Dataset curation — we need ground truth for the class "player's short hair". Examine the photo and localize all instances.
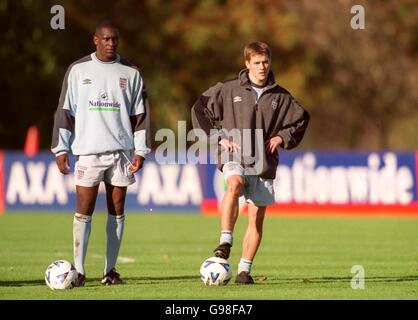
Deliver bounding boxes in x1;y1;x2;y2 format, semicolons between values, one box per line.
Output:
95;20;119;36
244;42;271;61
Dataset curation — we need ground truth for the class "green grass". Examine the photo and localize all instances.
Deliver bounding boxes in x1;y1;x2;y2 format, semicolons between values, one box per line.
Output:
0;212;417;300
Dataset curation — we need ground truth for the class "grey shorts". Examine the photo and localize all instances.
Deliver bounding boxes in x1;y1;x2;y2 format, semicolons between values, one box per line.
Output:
74;150;136;187
222;161;275;207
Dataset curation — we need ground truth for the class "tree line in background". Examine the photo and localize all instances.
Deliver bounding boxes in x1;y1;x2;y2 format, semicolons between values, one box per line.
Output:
0;0;417;150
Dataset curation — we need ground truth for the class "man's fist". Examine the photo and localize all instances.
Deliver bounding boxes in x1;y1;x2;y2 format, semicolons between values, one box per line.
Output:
129;155;145;173
56;153;70;174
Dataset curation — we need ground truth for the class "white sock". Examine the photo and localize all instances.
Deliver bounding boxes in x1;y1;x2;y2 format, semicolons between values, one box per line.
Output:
73;213;92;276
220;230;233;245
104;214;125;275
238;258;253;274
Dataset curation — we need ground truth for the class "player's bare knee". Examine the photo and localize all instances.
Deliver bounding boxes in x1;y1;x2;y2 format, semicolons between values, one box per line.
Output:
226;178;244;196
76;202;96;215
106;193;126;215
76;195;96;214
107;201;125;215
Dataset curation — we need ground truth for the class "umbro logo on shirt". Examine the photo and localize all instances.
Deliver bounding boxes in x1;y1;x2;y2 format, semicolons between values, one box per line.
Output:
233;96;242;103
82;78;92;85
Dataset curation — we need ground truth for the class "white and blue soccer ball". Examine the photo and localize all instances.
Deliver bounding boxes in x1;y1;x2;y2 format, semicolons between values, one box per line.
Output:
200;256;232;286
45;260;78;290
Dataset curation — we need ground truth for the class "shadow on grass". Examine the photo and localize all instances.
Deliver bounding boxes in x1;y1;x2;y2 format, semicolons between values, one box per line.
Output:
266;275;418;285
2;275;418;287
87;275;201;287
0;279;46;287
0;275;198;287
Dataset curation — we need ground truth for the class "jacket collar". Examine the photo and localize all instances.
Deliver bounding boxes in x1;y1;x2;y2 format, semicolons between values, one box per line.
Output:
238;69;276;89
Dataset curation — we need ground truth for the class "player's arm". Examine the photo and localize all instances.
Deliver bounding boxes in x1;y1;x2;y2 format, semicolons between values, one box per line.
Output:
273;94;310;150
51;65;76;174
130;74;151;173
191;82;229;146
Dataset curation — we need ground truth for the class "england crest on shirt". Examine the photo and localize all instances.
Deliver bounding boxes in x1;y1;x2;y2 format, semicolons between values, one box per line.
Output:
119;77;127;90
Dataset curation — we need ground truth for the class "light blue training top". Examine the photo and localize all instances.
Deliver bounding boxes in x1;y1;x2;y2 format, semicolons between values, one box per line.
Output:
51;52;151;158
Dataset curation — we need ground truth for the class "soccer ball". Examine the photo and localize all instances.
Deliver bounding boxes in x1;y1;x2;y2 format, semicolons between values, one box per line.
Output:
200;256;232;286
45;260;78;290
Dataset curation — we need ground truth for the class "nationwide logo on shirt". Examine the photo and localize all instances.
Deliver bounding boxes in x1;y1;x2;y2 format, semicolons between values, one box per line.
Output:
82;78;92;85
88;100;121;112
119;77;127;90
233;96;242;103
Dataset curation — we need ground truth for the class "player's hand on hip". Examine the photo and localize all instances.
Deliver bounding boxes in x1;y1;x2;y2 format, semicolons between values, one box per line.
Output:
56;153;70;174
130;155;144;173
265;135;283;154
219;139;240;153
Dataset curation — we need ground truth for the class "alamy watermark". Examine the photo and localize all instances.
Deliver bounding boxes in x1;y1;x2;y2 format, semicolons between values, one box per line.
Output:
154;121;266;175
351;5;365;30
50;5;364;31
50;5;65;30
350;265;365;289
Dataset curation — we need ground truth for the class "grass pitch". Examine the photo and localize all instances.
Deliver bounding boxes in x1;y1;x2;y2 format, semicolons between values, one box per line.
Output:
0;212;417;300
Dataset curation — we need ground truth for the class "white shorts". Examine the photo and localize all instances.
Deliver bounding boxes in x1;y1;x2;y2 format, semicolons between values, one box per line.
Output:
74;150;136;187
222;161;275;207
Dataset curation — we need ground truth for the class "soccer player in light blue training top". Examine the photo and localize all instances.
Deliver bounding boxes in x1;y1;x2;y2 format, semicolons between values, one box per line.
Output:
51;20;151;286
